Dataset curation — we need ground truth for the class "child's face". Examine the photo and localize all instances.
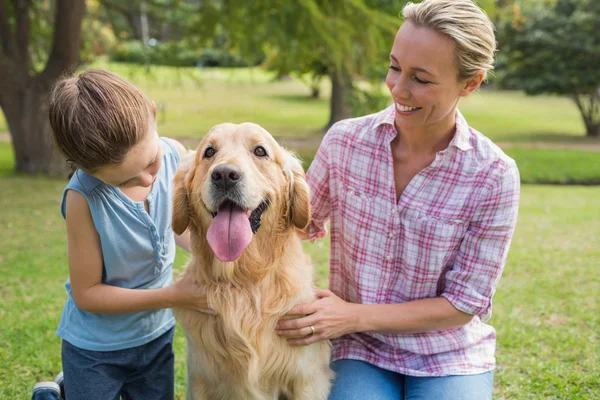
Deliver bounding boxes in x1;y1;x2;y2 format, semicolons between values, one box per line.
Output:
93;129;162;188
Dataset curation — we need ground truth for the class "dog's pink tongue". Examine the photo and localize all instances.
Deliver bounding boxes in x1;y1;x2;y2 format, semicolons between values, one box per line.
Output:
207;203;252;262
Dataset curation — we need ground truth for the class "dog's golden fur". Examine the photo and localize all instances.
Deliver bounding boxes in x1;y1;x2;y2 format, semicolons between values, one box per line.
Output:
172;123;332;400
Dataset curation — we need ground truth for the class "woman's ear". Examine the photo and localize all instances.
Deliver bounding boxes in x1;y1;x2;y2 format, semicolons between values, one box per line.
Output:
459;70;485;97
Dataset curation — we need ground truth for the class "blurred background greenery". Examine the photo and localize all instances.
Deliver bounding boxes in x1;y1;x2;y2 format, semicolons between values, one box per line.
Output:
0;0;598;399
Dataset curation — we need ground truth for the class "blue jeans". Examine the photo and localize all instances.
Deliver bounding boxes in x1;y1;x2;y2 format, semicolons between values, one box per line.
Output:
328;359;494;400
61;327;175;400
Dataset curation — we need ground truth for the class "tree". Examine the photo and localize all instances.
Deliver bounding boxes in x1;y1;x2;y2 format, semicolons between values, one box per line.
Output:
0;0;86;176
497;0;600;137
214;0;400;131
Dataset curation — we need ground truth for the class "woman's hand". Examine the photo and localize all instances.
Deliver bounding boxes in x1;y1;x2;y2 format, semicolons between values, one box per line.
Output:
276;288;359;345
169;269;216;314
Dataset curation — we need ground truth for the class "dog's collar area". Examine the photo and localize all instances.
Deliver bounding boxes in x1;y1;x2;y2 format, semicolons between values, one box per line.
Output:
209;199;269;234
249;200;269;234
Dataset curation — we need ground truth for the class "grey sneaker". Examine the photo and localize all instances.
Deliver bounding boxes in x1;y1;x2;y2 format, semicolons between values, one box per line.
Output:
53;371;64;400
31;381;60;400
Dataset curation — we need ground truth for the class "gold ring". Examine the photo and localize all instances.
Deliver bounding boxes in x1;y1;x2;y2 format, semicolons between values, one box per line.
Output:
309;325;316;336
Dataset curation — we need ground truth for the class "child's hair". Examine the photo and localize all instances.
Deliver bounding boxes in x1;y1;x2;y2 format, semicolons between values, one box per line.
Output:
48;68;156;173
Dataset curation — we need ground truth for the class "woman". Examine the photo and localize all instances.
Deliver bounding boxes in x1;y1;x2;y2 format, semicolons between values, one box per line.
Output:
276;0;520;398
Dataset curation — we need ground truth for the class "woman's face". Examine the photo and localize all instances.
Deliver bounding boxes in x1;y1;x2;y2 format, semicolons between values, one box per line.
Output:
385;21;482;134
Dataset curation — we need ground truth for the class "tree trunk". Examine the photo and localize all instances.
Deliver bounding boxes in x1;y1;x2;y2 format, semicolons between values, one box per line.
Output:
587;123;600;138
3;81;68;176
571;93;599;138
0;0;85;177
311;85;320;99
324;67;352;132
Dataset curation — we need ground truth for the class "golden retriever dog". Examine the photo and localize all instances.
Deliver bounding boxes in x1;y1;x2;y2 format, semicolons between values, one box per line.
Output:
172;123;332;400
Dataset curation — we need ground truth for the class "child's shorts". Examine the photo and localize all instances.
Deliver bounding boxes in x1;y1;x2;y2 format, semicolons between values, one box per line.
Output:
61;326;175;400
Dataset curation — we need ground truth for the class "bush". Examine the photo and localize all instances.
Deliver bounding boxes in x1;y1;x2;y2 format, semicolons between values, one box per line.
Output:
197;48;254;68
111;41;151;65
110;40;257;68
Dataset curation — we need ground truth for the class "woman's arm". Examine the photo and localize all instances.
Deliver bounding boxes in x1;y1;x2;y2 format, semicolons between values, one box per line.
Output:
65;190;208;314
278;162;521;345
276;289;472;345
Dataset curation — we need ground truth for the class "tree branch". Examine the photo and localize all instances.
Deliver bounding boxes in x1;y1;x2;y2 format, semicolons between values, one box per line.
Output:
14;0;29;67
0;0;15;56
39;0;85;85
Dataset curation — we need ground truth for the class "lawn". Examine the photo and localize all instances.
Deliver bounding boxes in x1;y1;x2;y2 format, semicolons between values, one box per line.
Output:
0;63;598;399
0;140;598;399
0;63;591;142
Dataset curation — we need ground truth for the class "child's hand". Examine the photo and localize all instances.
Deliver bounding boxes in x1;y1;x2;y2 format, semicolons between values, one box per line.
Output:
170;269;216;315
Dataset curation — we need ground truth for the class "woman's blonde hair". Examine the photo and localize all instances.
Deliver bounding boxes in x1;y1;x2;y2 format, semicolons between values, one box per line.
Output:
402;0;496;80
48;68;156;173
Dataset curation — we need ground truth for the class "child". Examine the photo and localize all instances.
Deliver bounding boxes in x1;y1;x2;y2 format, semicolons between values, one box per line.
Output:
34;69;207;400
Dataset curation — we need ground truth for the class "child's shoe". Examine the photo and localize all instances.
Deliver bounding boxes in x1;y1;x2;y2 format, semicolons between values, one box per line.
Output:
54;371;64;400
31;381;61;400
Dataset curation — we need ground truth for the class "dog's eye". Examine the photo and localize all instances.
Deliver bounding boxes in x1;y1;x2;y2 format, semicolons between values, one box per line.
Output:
253;146;268;158
203;147;216;158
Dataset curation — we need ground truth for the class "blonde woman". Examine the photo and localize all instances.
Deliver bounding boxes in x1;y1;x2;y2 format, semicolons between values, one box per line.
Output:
276;0;520;398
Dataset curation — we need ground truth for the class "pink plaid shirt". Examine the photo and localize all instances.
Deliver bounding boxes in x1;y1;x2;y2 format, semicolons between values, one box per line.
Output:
306;105;520;376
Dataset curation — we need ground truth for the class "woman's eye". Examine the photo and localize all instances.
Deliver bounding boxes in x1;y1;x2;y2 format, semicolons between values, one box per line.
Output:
388;65;400;72
253;146;268;157
414;76;430;84
203;147;216;158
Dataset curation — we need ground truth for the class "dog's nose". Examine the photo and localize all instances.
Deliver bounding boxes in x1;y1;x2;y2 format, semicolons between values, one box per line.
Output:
211;164;242;190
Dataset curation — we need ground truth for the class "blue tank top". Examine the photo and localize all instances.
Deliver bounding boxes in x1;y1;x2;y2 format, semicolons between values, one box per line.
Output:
56;137;181;351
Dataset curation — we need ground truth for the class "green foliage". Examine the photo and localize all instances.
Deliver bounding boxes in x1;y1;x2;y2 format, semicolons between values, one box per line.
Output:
346;83;391;117
497;0;600;96
217;1;401;88
496;0;600;136
24;1;55;72
111;40;150;64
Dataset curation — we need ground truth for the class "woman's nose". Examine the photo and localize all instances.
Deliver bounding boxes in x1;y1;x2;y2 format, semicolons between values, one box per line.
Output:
392;78;410;99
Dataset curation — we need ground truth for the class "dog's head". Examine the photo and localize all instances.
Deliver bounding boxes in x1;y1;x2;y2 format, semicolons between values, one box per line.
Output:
173;123;310;263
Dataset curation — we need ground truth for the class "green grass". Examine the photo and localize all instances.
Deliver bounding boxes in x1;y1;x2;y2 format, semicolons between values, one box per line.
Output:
0;63;598;398
492;186;599;399
2;63;591;142
504;148;600;185
0;140;598;398
459;89;587;143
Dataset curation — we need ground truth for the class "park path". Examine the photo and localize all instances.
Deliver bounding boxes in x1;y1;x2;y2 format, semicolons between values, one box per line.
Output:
2;132;599;152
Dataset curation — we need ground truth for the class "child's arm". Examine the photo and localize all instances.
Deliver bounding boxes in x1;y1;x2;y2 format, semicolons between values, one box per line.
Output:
65;190;208;314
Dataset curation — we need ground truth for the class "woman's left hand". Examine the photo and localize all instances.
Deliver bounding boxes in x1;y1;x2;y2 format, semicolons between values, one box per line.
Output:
276;288;359;346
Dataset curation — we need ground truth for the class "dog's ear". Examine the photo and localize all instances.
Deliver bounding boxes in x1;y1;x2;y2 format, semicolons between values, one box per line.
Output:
285;152;311;230
172;155;194;235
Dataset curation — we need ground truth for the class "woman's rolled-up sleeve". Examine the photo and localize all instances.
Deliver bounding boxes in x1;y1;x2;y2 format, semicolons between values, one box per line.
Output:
442;160;520;322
